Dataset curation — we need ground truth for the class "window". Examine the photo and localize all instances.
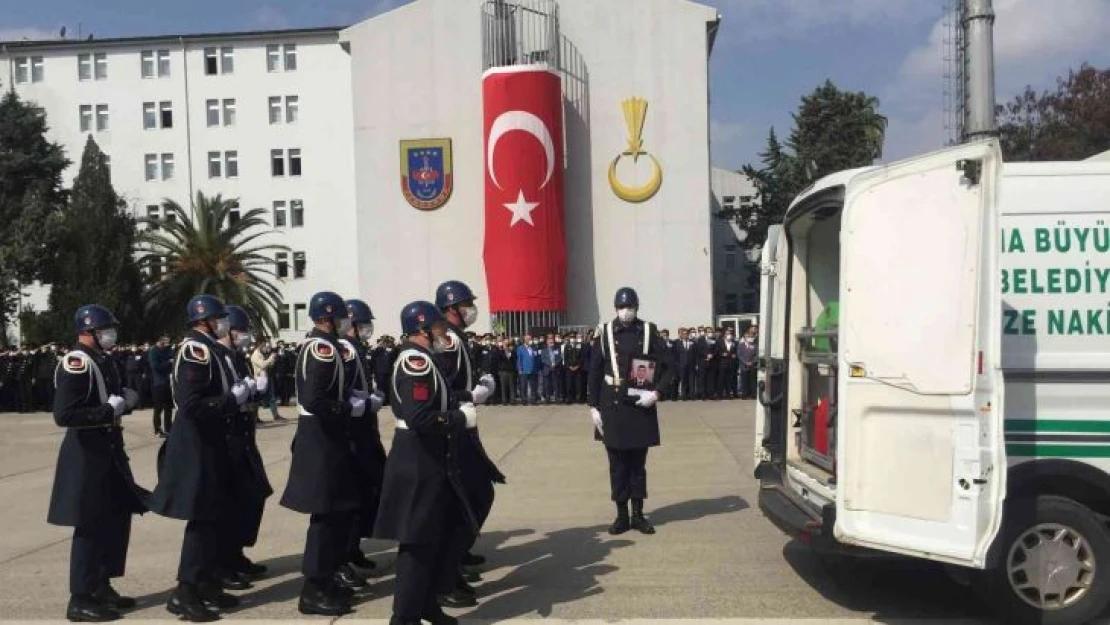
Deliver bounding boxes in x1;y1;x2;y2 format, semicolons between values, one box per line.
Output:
294;303;306;331
160;101;173;128
143;103;157;129
286;96;299;123
278;304;290;331
142;50;171;78
268;97;281;124
78;53;92;80
221;47;234;73
228;201;241;225
221;99;236;126
204;48;218;75
293;252;306;279
206;100;219;127
14;57;41;84
273;200;287;227
141;51;155;78
271;150;285;176
267;43;297;71
225;151;238;178
79;105;93;132
95;104;109;131
289;149;301;176
725;293;739;315
144;154;158;181
143;101;173;129
160;153;174;180
291;200;304;227
164;211;177;225
204;46;233;74
94;52;107;79
30;57;44;82
208;151;237;178
722;195;736;209
145;204;161;231
208;152;221;178
276;252;289;279
158;50;170;76
740;195;754;205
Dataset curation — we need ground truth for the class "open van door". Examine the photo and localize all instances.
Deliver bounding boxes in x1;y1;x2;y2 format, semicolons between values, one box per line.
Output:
833;140;1005;568
754;225;787;469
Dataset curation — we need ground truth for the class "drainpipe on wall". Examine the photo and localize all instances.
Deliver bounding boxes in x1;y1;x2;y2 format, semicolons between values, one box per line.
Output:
180;37;196;217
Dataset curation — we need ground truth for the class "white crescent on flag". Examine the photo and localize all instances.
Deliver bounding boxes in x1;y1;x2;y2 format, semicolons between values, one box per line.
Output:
486;110;555;191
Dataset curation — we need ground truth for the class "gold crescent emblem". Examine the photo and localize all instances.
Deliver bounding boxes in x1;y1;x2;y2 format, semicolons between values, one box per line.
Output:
608;97;663;203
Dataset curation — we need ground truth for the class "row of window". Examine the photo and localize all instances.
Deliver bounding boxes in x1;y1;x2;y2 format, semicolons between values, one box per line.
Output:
144;199;306;229
278;303;309;332
140;149;301;182
77;95;299;133
12;43;298;85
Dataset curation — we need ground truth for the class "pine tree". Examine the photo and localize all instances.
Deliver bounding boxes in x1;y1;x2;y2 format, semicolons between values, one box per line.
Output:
34;136;144;342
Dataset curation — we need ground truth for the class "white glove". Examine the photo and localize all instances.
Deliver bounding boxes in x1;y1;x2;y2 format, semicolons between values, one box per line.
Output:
471;384;492;405
231;382;250;405
255;373;269;393
244;377;258;394
369;393;384;413
635;391;660;408
107;395;127;417
460;402;477;429
479;374;496;392
122;388;140;411
348;396;367;418
590;407;604;434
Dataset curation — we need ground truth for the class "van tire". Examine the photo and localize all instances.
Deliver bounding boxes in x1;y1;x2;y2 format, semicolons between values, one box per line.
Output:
975;495;1110;625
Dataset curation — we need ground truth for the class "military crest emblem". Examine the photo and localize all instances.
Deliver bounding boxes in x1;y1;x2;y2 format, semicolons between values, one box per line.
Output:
400;138;453;211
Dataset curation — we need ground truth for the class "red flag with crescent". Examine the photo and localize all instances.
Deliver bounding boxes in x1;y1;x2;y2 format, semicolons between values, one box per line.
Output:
482;66;566;312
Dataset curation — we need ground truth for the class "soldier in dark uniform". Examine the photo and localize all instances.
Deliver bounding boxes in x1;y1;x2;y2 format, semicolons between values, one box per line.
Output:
588;287;675;535
433;280;502;606
375;301;478;625
337;298;387;586
371;338;397;406
214;306;272;586
48;304;146;622
35;344;58;410
149;295;251;622
280;291;363;616
17;345;35;412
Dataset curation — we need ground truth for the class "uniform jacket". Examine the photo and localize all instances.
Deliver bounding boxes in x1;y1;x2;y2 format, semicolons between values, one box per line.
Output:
373;342;478;543
587;318;675;450
279;328;361;515
222;344;273;501
437;325;506;489
47;343;147;527
148;329;238;521
339;335;387;510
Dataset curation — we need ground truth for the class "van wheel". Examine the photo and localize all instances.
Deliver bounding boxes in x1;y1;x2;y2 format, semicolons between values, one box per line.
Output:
976;495;1110;625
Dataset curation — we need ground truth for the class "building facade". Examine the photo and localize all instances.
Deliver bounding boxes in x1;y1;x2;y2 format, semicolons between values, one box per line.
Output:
710;167;759;315
2;0;721;339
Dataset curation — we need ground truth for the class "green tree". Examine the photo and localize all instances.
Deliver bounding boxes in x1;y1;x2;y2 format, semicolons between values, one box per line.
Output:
0;89;69;344
137;192;289;337
721;80;887;250
998;63;1110;161
23;136;144;344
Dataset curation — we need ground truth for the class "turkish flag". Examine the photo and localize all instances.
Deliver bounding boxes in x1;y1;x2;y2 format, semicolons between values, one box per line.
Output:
482;66;566;313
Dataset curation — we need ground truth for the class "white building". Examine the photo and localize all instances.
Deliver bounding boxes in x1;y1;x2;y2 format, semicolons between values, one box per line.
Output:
2;0;722;339
710;167;759;314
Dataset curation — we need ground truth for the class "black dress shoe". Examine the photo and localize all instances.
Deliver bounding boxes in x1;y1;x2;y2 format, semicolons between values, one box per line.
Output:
421;607;459;625
197;580;239;609
215;570;253;591
437;589;478;608
389;615;422;625
454;576;477;597
166;585;220;622
234;555;267;578
608;515;631;535
67;595;121;622
460;568;481;583
334;564;368;589
93;581;136;610
298;583;351;616
461;551;486;566
329;581;355;601
631;514;656;534
349;549;376;570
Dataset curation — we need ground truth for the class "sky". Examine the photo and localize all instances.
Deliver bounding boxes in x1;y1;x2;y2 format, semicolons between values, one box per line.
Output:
3;0;1109;170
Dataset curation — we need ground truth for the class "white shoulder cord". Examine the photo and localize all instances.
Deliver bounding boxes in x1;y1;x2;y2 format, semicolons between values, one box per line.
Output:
392;349;448;412
55;351;108;404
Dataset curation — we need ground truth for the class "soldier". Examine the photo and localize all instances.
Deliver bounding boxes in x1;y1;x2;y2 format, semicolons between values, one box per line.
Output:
374;301;478;625
48;305;146;622
149;295;251;622
434;280;502;606
280;292;364;616
214;306;272;586
149;335;175;436
337;299;387;586
587;287;675;535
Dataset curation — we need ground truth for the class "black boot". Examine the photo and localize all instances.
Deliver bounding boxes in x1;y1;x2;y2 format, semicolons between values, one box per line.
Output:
421;606;460;625
437;588;478;609
214;568;252;591
608;501;631;535
166;584;220;622
93;580;137;610
197;579;239;609
349;547;376;570
461;551;486;566
454;573;477;597
66;594;121;622
334;563;368;589
460;568;482;583
631;498;656;534
298;579;351;616
389;615;422;625
234;554;267;578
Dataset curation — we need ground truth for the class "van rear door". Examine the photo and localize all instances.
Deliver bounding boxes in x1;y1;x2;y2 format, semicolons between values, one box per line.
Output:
834;140;1005;568
755;225;787;468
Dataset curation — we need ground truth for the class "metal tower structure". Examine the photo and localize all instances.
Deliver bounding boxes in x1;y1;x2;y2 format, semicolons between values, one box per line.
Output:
942;0;967;145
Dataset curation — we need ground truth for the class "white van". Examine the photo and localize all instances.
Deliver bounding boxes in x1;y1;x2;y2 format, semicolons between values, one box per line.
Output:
754;138;1110;625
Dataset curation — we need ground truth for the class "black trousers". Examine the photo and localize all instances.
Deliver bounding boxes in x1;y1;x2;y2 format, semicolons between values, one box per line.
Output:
178;519;219;584
497;371;514;404
393;498;468;620
606;447;649;502
218;493;265;568
70;514;132;595
698;367;719;399
739;367;757;398
151;385;173;433
718;363;738;398
302;511;355;584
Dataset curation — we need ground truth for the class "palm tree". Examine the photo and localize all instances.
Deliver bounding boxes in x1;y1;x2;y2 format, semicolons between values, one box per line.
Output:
136;191;290;337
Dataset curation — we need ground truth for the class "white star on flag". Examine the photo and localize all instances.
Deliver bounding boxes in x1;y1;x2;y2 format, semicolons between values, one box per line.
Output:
503;190;539;227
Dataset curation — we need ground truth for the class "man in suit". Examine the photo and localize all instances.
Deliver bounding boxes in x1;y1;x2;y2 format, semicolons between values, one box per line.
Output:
674;328;695;401
718;328;739;400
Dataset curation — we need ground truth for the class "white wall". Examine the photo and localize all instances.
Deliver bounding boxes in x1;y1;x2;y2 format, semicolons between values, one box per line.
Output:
343;0;718;335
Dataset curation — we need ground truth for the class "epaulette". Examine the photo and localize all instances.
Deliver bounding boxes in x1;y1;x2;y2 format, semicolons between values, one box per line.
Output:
310;340;336;362
400;351;431;375
62;352;89;374
338;340;356;363
442;332;460;352
182;341;210;365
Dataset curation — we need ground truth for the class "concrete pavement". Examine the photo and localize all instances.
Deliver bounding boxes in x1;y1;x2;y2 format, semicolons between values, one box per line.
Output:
0;400;997;622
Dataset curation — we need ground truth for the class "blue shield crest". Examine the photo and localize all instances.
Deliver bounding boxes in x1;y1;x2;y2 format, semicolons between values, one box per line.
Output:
400;138;453;211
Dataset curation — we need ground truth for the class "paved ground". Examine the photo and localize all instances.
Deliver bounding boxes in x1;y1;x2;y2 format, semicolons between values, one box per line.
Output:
0;400;1001;622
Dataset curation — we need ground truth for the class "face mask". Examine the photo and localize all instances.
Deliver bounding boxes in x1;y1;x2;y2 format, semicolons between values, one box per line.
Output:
337;317;353;335
233;331;251;348
460;305;478;327
262;347;271;355
617;307;637;324
432;333;449;353
358;323;375;341
212;318;231;339
95;328;118;350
